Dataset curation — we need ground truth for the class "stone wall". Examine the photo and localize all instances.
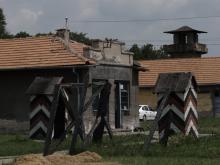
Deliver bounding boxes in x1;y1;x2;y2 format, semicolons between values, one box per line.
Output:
0;119;29;134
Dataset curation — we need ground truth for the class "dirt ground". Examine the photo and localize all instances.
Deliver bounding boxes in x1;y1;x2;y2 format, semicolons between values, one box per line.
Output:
14;151;121;165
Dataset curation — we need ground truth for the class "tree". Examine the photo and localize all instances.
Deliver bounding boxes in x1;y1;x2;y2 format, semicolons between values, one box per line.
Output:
69;32;92;45
0;8;6;38
15;31;31;38
129;44;142;60
0;8;14;39
35;32;53;37
129;43;169;60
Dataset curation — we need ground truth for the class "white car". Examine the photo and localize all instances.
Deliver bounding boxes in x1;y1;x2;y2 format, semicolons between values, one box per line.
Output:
139;105;157;121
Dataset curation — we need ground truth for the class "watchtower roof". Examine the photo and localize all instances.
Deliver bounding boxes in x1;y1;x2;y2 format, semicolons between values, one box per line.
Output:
164;26;207;34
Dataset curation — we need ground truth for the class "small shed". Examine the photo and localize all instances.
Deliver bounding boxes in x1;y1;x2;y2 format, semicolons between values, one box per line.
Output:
155;72;198;142
26;77;65;139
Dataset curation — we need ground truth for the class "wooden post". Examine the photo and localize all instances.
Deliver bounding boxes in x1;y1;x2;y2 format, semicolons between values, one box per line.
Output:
43;85;61;156
143;91;170;151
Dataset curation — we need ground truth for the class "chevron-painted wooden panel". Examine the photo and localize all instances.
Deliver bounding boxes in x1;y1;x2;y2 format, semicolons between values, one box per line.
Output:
29;95;53;139
158;86;198;142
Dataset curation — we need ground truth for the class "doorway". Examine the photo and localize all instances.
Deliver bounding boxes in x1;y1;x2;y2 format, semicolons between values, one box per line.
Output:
115;81;129;128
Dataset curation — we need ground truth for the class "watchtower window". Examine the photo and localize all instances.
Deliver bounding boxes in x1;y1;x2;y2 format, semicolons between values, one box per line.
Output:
185;35;188;44
179;34;187;44
194;33;198;43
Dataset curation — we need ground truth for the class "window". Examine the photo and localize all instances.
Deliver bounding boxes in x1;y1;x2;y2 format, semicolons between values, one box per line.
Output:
143;106;148;111
119;82;129;111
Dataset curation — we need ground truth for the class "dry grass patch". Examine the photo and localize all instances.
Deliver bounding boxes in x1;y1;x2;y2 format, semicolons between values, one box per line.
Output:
14;151;120;165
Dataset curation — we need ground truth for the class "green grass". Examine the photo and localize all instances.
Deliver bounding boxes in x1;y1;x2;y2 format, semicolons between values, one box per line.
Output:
110;157;220;165
0;134;72;156
89;135;220;165
140;116;220;135
0;117;220;165
0;134;43;156
198;117;220;134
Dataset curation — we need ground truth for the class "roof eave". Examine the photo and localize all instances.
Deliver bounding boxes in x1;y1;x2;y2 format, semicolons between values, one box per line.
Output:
0;63;94;71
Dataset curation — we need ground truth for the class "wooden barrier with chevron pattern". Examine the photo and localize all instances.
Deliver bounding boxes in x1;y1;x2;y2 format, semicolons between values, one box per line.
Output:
26;77;64;139
155;72;198;144
29;95;53;139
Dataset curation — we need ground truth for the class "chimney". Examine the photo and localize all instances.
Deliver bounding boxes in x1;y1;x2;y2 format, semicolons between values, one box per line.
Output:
56;28;70;44
56;18;70;45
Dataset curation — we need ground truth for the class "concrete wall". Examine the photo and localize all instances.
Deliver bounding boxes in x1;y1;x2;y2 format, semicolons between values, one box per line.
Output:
84;40;133;66
83;65;139;132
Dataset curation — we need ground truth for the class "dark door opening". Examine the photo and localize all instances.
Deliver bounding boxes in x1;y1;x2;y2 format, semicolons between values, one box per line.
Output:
115;81;130;128
53;96;65;139
115;82;121;128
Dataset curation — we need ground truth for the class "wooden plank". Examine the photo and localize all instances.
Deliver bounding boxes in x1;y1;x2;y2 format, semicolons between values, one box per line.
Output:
60;83;85;88
143;91;170;153
69;125;79;155
53;121;74;150
84;118;100;145
79;72;89;112
26;77;63;95
43;85;61;156
83;84;105;113
60;88;75;121
103;117;113;139
69;72;89;155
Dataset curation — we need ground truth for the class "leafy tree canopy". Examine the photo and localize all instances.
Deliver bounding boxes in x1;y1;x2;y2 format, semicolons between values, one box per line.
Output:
0;8;7;38
15;31;31;38
69;32;92;45
35;32;53;37
129;43;169;60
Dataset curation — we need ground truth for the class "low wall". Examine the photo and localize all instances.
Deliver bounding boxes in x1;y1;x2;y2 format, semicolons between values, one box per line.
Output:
0;119;29;134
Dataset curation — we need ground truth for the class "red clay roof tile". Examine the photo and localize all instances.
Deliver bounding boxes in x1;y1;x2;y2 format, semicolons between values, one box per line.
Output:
139;57;220;87
0;36;91;70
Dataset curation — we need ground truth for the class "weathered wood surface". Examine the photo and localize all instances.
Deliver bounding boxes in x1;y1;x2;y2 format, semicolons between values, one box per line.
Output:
26;77;63;95
143;91;170;152
39;73;112;155
43;85;61;156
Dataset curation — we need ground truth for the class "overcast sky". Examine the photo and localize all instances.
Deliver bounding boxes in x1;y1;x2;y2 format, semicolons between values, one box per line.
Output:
1;0;220;55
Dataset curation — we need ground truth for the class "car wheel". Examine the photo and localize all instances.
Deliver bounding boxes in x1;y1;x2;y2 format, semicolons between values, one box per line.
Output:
143;115;147;121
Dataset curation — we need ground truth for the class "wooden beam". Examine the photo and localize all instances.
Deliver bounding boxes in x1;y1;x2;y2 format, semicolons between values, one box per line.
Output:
143;91;170;152
43;85;61;156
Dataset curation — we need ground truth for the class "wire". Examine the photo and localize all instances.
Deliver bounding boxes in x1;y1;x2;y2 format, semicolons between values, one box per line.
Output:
125;43;220;47
70;15;220;23
121;37;220;43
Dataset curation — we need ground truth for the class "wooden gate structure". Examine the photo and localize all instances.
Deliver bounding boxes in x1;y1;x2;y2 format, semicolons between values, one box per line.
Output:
27;75;113;155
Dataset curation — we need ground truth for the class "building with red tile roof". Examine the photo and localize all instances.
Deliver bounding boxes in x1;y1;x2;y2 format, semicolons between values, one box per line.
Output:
139;57;220;87
0;29;143;134
0;36;92;70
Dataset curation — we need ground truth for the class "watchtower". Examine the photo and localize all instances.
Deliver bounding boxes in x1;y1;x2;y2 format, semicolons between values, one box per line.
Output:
163;26;208;58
